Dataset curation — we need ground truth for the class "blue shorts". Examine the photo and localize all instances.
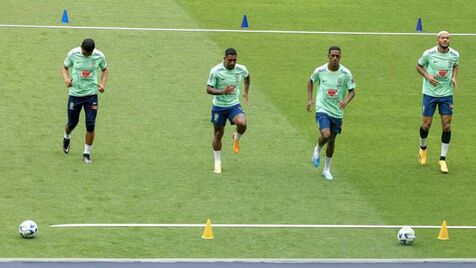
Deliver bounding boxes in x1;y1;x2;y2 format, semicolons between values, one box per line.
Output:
316;112;342;134
422;94;453;116
67;95;98;132
211;104;244;127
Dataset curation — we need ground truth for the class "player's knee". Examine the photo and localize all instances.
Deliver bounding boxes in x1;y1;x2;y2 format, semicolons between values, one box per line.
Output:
86;121;96;132
422;123;431;131
235;118;246;128
214;131;224;140
67;122;78;131
321;131;331;140
442;124;451;132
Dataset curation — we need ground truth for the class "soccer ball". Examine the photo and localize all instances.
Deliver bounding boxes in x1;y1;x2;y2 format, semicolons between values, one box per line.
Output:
397;226;416;245
19;220;38;239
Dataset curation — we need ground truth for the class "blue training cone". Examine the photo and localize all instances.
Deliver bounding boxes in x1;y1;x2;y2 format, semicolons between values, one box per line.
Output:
241;15;248;28
416;18;422;32
62;9;69;24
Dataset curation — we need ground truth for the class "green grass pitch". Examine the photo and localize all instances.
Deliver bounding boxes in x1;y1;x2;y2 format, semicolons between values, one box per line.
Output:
1;0;476;258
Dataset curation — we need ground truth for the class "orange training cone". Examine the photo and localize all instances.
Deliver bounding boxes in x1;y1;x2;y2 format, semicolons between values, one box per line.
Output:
438;220;449;240
201;219;214;240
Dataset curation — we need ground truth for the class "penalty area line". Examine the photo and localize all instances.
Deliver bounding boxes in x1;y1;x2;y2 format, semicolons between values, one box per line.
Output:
49;223;476;229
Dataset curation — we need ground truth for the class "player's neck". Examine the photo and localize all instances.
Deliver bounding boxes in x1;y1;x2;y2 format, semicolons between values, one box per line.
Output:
437;46;449;53
327;63;339;71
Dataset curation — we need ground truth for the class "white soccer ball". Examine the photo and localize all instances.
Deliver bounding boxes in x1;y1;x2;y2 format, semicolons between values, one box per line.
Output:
19;220;38;239
397;226;416;245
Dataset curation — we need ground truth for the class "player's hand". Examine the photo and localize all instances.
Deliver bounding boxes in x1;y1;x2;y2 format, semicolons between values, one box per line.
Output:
426;75;440;86
223;85;235;94
338;100;347;110
98;83;105;93
451;78;457;90
64;78;73;87
306;99;313;112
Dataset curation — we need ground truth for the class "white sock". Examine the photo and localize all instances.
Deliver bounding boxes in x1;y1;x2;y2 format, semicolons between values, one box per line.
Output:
64;132;71;139
313;145;321;158
235;133;242;141
84;144;92;155
214;150;221;163
441;143;449;158
324;156;332;172
420;138;427;148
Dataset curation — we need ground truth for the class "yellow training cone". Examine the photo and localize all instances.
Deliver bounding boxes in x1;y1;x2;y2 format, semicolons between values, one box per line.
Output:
438;220;449;240
201;219;214;240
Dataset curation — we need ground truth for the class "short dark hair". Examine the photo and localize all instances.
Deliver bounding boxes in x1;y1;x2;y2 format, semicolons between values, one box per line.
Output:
81;38;95;52
225;48;237;56
328;46;341;54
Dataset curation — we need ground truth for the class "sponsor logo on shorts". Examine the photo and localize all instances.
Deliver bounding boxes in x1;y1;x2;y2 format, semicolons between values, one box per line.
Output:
91;102;98;110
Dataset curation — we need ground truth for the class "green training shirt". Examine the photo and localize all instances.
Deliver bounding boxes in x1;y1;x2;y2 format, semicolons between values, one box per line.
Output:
310;64;356;118
418;46;459;97
207;63;249;107
64;47;107;97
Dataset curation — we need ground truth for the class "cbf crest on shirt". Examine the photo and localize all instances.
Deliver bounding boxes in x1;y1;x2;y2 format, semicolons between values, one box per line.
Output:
207;63;249;107
64;47;107;97
310;64;356;118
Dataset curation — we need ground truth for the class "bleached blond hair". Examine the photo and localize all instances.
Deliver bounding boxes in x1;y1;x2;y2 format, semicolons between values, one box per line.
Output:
437;31;450;38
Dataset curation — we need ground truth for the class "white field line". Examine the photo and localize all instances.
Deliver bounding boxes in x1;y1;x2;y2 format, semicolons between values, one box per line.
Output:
1;24;476;36
2;258;476;263
49;223;476;229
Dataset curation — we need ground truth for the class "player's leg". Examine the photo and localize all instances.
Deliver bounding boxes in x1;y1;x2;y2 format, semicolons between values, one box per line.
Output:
318;128;332;147
313;113;331;168
418;116;432;165
419;95;436;165
64;96;81;154
322;132;337;180
321;116;341;180
83;95;98;164
438;96;453;173
212;126;225;173
211;107;227;173
231;105;246;154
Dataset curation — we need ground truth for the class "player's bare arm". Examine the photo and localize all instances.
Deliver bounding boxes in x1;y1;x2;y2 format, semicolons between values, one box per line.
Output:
98;68;108;93
61;65;72;87
339;89;355;110
451;65;458;90
243;75;250;105
207;85;235;95
416;64;439;86
306;79;314;112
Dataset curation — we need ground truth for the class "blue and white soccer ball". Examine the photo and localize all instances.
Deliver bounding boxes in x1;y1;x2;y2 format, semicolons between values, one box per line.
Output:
19;220;38;239
397;226;416;245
